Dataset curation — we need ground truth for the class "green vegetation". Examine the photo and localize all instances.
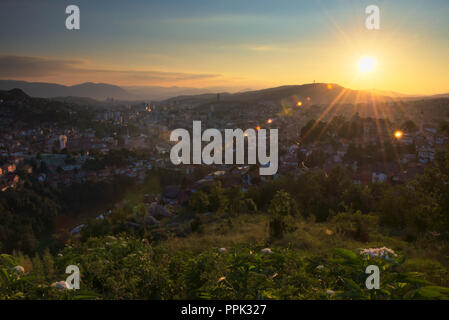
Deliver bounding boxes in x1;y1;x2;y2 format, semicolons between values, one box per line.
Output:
2;121;449;300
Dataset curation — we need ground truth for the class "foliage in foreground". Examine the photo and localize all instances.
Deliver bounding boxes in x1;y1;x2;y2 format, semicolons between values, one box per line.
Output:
2;236;448;300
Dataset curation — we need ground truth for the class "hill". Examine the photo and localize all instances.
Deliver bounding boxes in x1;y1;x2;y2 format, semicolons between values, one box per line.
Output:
161;83;401;106
0;88;30;101
0;80;134;100
2;80;447;105
0;80;221;101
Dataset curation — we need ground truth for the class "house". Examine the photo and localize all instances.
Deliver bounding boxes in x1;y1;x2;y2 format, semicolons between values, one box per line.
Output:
372;172;387;183
417;145;435;163
436;135;449;145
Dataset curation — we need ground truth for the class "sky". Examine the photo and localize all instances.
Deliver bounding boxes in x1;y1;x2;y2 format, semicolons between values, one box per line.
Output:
0;0;448;94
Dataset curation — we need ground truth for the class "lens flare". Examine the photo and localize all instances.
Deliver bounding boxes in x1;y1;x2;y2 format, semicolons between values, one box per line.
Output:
394;130;403;139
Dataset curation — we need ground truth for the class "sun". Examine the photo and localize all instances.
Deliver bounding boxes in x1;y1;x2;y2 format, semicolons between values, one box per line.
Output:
358;57;377;73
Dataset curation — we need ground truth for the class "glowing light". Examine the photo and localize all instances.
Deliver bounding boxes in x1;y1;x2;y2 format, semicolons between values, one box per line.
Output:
297;101;302;107
306;97;311;101
267;118;273;124
394;130;403;139
244;133;248;137
256;126;261;131
327;84;333;90
358;57;377;73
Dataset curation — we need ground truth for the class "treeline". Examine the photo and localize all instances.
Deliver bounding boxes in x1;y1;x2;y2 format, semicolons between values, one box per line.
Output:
187;144;449;241
0;175;136;254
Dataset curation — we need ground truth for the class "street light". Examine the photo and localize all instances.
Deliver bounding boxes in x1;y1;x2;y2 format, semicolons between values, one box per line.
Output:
394;130;403;139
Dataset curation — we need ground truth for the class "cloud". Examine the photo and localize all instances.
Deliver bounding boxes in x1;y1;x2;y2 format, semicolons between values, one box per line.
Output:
0;55;221;84
0;55;81;77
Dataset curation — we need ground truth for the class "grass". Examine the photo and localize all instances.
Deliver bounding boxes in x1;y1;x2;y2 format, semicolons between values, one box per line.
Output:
160;212;449;287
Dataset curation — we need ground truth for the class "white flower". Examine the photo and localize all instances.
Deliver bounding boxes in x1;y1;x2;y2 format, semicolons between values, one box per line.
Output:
326;289;335;295
260;248;272;254
13;265;24;273
360;247;398;260
316;265;324;270
219;248;227;253
51;281;69;290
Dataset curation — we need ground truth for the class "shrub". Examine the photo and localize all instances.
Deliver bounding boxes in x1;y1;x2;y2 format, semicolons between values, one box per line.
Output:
268;190;298;240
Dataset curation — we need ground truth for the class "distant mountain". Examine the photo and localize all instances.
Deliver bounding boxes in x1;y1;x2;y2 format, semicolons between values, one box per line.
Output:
124;86;216;101
0;80;239;101
1;80;446;104
427;93;449;99
162;83;403;106
0;80;134;100
369;89;418;98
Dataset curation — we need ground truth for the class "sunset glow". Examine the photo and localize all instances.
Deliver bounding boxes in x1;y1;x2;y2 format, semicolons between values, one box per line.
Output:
0;1;447;94
358;57;377;73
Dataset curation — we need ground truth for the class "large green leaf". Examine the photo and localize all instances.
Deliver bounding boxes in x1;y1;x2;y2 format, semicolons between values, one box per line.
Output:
334;248;359;264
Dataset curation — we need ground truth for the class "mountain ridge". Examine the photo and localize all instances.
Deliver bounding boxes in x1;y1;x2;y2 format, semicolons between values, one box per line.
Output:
1;80;448;104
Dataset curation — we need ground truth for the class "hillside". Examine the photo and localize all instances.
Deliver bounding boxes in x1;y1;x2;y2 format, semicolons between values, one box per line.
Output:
0;80;134;101
0;80;219;101
0;88;30;101
162;83;399;106
3;80;447;105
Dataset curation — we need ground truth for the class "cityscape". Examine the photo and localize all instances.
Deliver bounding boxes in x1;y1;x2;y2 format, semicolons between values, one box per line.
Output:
1;0;449;306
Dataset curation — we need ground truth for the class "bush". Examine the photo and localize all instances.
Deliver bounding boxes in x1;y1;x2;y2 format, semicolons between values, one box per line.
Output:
330;210;378;242
268;190;298;240
191;216;204;234
189;191;210;213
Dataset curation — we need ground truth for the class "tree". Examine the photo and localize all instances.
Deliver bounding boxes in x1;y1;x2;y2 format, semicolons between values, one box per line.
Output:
268;190;298;240
189;191;210;213
190;216;204;234
208;182;228;213
225;187;244;214
42;248;54;280
305;149;328;167
401;120;418;132
31;253;44;276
